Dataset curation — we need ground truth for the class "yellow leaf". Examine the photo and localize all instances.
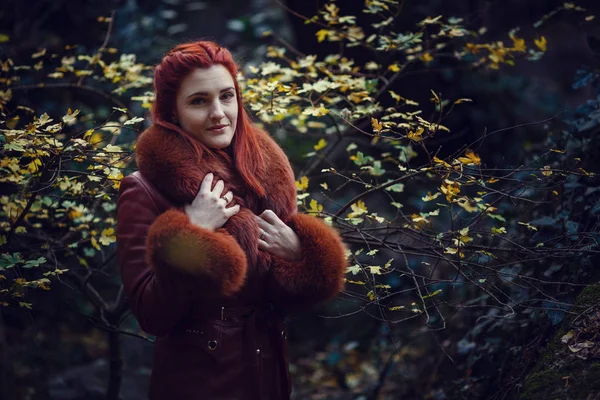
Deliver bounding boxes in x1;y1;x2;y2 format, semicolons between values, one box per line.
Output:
0;34;9;43
27;158;42;173
454;98;473;104
541;166;553;176
585;15;595;22
6;116;19;129
444;247;458;255
316;29;330;43
320;182;329;190
90;236;101;251
455;197;478;212
32;48;47;59
457;149;481;165
422;289;443;299
100;228;116;246
433;156;451;168
367;290;375;301
407;126;424;141
389;305;405;311
348;200;368;218
302;104;329;116
510;35;526;52
388;63;401;72
62;108;80;125
441;180;460;201
491;227;506;234
518;221;538;231
368;266;382;275
295;176;309;191
419;52;434;64
346;265;361;275
430;90;440;103
314;138;327;151
389;90;402;103
534;36;547;52
308;199;323;214
103;144;122;153
487;177;499;183
371;118;383;133
345;280;366;285
422;192;442;202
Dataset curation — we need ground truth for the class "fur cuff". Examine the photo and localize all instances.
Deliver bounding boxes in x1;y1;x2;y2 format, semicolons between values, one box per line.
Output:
147;209;247;297
268;214;347;310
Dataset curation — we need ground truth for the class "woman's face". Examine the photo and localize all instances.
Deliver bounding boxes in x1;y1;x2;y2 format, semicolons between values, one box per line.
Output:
174;65;238;149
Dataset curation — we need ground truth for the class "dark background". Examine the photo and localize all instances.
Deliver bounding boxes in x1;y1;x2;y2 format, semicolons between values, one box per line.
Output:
1;0;599;399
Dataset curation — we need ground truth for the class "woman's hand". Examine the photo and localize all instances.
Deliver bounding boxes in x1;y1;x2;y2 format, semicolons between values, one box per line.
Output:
255;210;302;262
184;173;239;231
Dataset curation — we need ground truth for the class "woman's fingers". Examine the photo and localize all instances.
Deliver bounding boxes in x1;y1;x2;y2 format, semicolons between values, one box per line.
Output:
222;191;234;205
224;204;241;218
259;209;280;225
199;172;214;195
255;216;273;233
213;179;225;197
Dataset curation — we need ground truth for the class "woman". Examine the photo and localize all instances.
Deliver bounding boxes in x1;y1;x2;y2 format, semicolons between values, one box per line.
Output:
116;41;347;400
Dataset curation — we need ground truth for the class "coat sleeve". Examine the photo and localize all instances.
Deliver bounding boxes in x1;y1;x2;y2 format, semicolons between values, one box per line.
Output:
265;213;347;312
117;174;247;336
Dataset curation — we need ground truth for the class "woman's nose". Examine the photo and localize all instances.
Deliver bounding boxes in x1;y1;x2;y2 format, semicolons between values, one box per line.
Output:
209;101;225;120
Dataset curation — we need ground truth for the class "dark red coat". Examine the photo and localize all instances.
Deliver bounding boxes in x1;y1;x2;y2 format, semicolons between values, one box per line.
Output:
116;125;347;399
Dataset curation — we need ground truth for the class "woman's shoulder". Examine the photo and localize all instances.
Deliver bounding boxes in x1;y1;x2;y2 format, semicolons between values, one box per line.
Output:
119;171;173;213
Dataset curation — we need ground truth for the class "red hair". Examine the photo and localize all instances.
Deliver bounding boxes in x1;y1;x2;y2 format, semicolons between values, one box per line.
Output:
151;41;265;197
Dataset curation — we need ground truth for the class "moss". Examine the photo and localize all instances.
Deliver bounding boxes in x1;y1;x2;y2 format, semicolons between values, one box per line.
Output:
521;370;563;399
521;363;600;399
575;284;600;307
521;282;600;399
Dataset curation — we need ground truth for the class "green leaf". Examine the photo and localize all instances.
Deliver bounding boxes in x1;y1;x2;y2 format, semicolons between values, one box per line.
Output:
22;257;47;269
488;213;506;222
0;253;23;270
385;183;405;192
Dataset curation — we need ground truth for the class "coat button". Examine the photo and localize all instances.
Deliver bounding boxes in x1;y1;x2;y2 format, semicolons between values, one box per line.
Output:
208;340;218;351
281;330;287;340
256;349;261;355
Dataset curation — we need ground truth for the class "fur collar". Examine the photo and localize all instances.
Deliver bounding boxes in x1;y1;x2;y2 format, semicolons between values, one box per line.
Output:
134;124;297;218
134;124;298;291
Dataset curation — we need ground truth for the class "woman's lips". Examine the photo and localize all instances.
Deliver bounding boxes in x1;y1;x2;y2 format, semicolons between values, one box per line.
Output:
208;124;228;133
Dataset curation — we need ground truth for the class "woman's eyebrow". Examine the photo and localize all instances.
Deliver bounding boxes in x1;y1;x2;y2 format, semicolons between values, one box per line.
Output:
186;87;235;98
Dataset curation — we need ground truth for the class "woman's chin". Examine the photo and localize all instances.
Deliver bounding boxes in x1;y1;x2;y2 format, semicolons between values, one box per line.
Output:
192;131;234;149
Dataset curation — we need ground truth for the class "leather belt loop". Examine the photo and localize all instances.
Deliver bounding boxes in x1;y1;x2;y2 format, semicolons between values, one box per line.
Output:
221;306;225;321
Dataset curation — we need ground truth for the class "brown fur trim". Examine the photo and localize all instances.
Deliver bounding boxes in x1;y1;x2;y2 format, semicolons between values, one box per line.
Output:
267;214;347;311
135;125;298;276
147;209;247;297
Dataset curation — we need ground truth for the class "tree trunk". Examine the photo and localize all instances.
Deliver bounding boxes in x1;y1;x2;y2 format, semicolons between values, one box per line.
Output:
106;328;122;400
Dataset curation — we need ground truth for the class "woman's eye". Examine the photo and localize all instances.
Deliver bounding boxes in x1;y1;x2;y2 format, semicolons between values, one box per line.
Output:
190;98;204;105
222;92;235;101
